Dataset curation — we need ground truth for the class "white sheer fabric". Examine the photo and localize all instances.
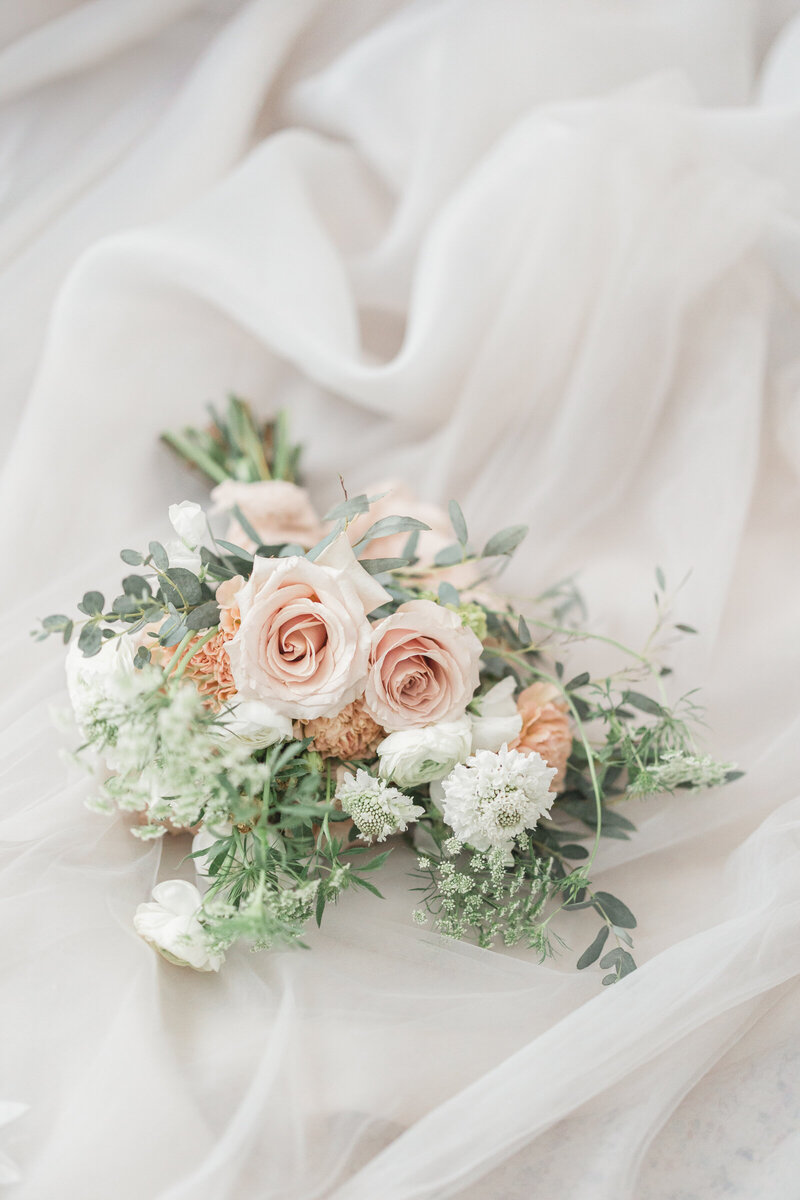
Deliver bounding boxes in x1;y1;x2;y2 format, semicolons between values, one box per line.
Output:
1;2;799;1196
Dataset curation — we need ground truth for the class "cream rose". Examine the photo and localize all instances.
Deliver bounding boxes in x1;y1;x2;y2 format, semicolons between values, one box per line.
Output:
364;599;482;731
225;534;390;720
211;479;324;552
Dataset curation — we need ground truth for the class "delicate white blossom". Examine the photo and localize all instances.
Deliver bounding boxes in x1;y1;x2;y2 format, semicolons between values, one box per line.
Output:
377;717;472;787
133;879;223;971
440;745;557;852
629;751;736;795
335;769;424;843
469;677;522;752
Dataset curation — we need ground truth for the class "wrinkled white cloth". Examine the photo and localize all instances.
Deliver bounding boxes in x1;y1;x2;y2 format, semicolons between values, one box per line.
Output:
1;2;800;1197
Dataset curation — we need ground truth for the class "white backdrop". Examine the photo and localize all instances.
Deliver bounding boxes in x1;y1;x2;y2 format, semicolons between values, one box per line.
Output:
1;2;799;1196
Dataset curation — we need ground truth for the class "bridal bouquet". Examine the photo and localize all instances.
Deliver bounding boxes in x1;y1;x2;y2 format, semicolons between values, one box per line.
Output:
37;399;738;982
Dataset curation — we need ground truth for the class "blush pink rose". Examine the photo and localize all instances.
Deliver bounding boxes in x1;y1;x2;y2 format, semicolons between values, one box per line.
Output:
225;534;390;720
211;479;324;553
364;599;482;732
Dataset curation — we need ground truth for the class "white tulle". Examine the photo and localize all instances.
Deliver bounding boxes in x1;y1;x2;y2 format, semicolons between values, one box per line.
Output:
1;2;799;1196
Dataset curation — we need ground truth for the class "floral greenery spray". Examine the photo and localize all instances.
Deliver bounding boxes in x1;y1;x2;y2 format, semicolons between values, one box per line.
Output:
35;397;740;982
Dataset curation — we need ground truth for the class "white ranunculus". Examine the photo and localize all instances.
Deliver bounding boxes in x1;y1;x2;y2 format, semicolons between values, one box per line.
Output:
377;716;472;788
469;677;522;752
216;699;293;750
133;879;223;971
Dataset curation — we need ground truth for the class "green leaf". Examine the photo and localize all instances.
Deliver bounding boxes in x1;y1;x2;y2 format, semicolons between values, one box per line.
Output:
482;524;528;558
231;504;262;548
434;543;463;567
215;540;254;563
403;529;420;560
576;926;609;969
354;515;431;550
42;614;70;632
359;557;411;574
593;892;637;929
121;549;144;566
599;948;637;978
77;623;102;657
324;494;369;522
185;601;221;631
315;887;326;928
675;623;698;635
133;646;151;669
449;499;468;545
565;671;590;691
559;843;589;860
601;973;617;986
149;541;169;571
79;591;104;616
158;568;204;609
518;615;531;646
624;690;663;717
655;566;666;591
62;620;73;644
725;769;745;783
112;594;141;617
438;582;460;607
122;575;152;599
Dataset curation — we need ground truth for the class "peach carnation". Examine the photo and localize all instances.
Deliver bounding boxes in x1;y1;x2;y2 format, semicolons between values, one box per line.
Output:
511;682;572;790
181;631;237;709
299;698;384;761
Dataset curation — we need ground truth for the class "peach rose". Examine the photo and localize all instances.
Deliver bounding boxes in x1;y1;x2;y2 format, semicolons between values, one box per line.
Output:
511;682;572;789
344;482;452;560
299;698;383;761
216;574;244;638
225;534;390;720
211;479;324;553
364;599;482;732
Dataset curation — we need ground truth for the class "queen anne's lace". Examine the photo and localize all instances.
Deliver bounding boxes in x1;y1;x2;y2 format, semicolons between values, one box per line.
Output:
335;769;424;843
440;745;557;851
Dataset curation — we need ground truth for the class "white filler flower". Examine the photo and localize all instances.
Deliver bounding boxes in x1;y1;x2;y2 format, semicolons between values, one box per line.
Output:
377;716;472;787
335;769;425;843
133;879;223;972
469;677;522;752
440;745;557;852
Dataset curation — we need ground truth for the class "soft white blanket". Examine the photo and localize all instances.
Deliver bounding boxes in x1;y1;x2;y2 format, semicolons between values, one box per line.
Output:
1;2;799;1196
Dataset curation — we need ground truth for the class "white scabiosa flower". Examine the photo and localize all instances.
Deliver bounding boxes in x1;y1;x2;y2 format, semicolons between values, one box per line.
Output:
377;716;472;787
133;879;223;972
440;745;557;852
469;677;522;752
335;769;425;843
216;699;293;750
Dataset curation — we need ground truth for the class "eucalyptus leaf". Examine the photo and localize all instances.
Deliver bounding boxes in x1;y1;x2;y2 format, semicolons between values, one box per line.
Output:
449;499;468;545
576;926;609;969
149;541;169;571
185;601;221;631
324;494;369;522
120;549;144;566
77;623;102;657
438;581;460;607
482;524;528;558
593;892;637;929
158;567;204;609
624;690;663;716
79;591;104;617
359;557;411;574
434;543;463;567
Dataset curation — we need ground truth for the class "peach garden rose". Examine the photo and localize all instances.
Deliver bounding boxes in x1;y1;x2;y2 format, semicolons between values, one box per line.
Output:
211;479;324;553
364;599;482;731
